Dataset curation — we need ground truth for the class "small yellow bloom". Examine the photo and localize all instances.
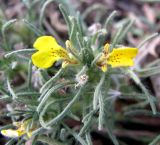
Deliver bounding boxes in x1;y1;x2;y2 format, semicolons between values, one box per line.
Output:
1;120;33;138
31;36;78;69
97;43;138;72
1;129;24;138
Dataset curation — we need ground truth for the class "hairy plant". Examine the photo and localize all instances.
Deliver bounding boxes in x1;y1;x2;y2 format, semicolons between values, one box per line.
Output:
0;0;160;145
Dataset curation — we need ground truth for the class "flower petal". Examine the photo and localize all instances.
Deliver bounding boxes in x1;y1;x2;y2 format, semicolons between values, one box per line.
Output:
109;47;138;58
31;50;57;68
1;129;24;138
103;43;110;55
107;47;138;68
53;48;69;59
108;57;134;67
33;36;61;51
101;65;107;72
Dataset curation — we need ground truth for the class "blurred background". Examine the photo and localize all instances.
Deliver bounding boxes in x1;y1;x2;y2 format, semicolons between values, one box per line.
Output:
0;0;160;145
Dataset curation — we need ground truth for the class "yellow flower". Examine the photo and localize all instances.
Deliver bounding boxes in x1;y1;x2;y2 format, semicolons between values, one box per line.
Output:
31;36;78;69
97;43;138;72
1;120;33;138
1;129;24;138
